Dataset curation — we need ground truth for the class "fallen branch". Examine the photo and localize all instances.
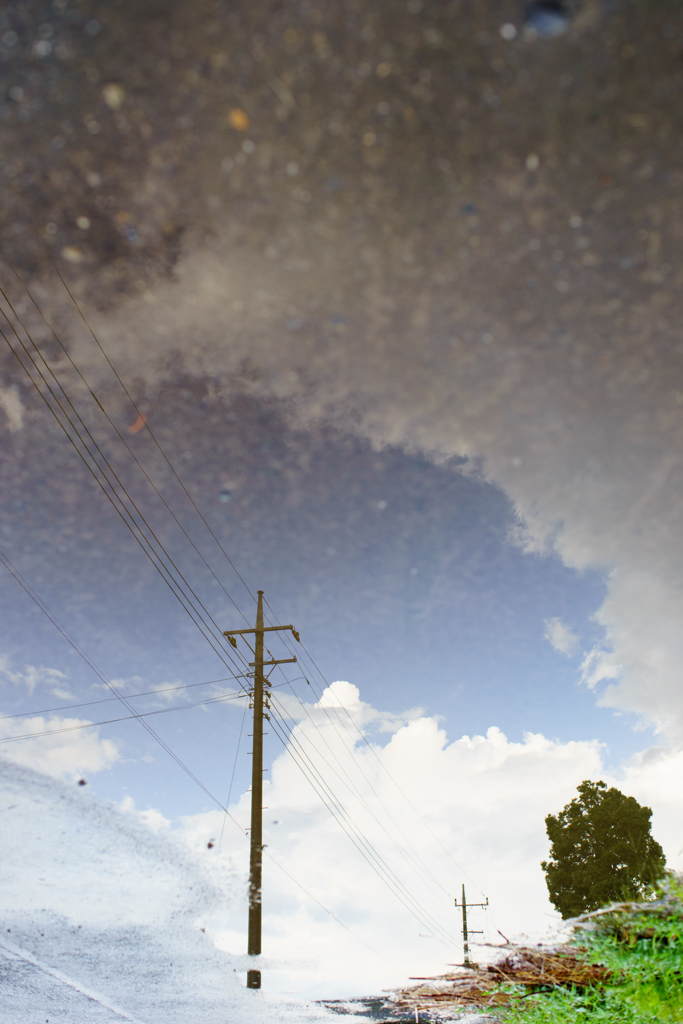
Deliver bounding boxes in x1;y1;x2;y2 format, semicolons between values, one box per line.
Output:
388;945;610;1015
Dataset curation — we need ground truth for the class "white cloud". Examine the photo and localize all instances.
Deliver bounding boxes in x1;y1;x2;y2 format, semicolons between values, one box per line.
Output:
150;680;187;703
0;714;121;780
119;794;171;832
580;645;621;690
0;658;68;695
0;385;24;432
276;678;424;734
50;686;77;700
544;617;579;656
0;658;119;779
620;745;683;859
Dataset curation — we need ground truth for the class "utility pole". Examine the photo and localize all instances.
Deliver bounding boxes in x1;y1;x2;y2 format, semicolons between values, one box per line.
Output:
454;885;488;968
223;591;300;990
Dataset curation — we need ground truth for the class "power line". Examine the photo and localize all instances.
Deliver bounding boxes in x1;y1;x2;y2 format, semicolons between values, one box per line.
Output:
0;588;301;725
0;676;301;724
0;296;250;682
0;547;248;707
48;267;257;613
9;272;484;908
3;271;483;957
267;699;460;949
0;474;441;975
6;520;427;963
0;319;229;670
0;677;243;722
268;681;455;907
0;540;246;830
267;703;460;950
259;637;465;907
266;597;488;900
218;698;249;854
265;851;406;975
0;688;247;744
10;271;255;631
0;549;301;729
261;628;480;905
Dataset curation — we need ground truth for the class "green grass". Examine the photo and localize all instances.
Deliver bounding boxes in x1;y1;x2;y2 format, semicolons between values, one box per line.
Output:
499;879;683;1024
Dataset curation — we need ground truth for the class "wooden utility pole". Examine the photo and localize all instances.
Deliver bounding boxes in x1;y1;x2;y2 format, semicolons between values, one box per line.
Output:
224;592;299;990
454;885;488;967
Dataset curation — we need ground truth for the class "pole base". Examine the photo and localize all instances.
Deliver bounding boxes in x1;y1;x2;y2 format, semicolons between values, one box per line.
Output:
246;969;261;989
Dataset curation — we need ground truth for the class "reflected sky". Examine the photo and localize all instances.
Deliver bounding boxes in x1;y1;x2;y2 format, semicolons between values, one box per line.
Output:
1;0;683;1008
1;381;620;816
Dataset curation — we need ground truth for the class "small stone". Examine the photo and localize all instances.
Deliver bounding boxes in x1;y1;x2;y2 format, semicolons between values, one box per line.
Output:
101;83;125;110
61;246;85;264
228;107;250;131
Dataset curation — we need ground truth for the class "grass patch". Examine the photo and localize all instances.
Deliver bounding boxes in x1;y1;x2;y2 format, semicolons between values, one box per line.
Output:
500;877;683;1024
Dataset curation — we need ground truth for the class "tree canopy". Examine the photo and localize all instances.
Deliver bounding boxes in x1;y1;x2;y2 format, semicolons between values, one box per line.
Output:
541;780;666;919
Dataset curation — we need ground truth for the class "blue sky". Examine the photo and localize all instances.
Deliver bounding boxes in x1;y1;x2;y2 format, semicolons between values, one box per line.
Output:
0;394;644;822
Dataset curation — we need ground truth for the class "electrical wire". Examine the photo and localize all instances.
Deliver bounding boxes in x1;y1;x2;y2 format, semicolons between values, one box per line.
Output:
3;270;483;949
265;851;406;974
218;698;248;854
0;676;304;724
48;267;257;612
266;699;460;949
30;279;463;926
259;621;479;909
8;272;255;632
0;295;251;684
0;546;410;972
0;546;249;706
0;322;231;673
267;703;463;952
0;541;246;832
0;688;248;744
10;270;486;909
0;675;245;722
266;683;456;907
265;597;488;900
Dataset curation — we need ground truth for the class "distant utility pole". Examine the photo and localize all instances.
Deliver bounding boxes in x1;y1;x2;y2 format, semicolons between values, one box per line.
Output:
454;885;488;968
223;591;299;991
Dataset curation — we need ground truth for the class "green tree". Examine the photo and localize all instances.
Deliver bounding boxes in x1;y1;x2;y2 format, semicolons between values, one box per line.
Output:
541;780;666;919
